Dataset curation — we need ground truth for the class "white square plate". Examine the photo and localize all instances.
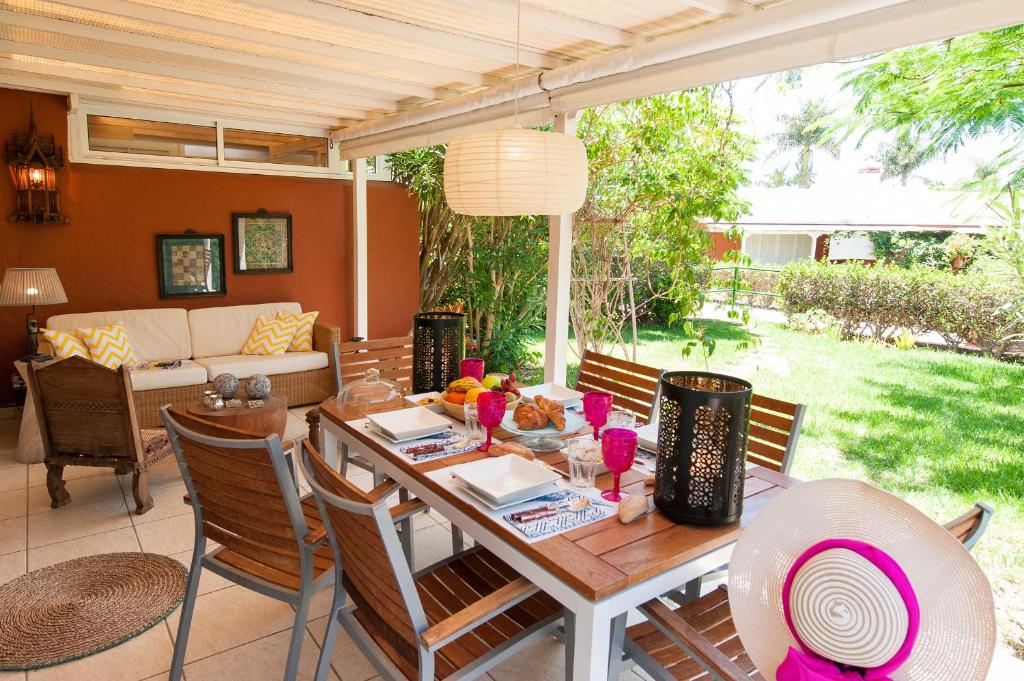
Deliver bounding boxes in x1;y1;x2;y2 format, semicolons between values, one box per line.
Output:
519;383;585;407
635;422;659;452
367;406;452;442
449;455;560;506
404;391;445;413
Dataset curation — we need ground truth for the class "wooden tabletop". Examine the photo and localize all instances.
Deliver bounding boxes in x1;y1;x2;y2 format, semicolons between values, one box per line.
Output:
320;399;798;602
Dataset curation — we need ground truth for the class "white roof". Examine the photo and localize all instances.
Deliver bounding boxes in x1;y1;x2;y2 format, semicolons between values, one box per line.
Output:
707;187;994;233
1;1;1021;155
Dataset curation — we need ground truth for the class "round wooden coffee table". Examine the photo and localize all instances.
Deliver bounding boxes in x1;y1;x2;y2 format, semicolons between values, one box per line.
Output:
185;395;287;439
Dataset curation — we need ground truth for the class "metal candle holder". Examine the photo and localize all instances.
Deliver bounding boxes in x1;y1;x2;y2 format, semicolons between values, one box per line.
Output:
412;312;465;394
653;371;752;525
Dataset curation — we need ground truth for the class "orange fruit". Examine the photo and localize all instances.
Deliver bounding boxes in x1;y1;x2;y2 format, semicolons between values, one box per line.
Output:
445;391;466;405
464;387;485;404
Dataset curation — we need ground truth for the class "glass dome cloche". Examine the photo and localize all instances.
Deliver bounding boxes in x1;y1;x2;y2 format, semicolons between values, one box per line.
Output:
337;368;406;411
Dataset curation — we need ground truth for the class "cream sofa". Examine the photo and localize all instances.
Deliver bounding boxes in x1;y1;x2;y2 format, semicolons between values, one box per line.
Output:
43;302;340;427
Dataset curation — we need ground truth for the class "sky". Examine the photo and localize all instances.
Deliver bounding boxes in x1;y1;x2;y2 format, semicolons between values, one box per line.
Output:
728;61;1005;191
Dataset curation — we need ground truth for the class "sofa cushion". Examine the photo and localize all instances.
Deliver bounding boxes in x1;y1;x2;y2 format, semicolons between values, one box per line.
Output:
240;315;299;355
130;360;208;391
41;328;90;360
189;302;302;359
79;323;139;369
194;351;328;380
46;308;190;361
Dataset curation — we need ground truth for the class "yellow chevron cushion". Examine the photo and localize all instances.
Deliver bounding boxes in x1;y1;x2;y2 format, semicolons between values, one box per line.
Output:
240;315;299;356
41;328;91;360
78;323;139;369
276;310;318;352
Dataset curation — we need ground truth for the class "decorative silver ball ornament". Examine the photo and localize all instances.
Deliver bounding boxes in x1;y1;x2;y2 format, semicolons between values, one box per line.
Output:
245;374;272;399
212;373;240;399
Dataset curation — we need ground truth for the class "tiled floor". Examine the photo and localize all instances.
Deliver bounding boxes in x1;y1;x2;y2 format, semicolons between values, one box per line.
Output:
0;409;651;681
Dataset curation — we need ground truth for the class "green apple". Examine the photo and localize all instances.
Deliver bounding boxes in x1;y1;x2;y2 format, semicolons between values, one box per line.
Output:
481;375;502;390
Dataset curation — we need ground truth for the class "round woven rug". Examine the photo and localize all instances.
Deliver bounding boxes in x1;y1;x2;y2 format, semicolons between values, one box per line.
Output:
0;553;187;671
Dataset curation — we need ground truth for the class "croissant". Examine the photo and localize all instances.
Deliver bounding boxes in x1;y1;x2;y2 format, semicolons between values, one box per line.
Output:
535;395;566;431
513;403;549;430
488;442;535;460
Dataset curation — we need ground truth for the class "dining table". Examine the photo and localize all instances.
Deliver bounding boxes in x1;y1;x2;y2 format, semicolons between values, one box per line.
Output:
318;396;798;681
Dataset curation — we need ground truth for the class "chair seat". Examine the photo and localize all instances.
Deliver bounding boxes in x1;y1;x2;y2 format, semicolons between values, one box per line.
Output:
354;547;562;680
626;587;763;681
207;495;334;592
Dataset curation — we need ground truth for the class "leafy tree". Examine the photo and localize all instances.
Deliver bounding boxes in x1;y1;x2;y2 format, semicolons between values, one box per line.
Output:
873;133;935;185
572;88;754;359
772;98;840;188
838;25;1024;184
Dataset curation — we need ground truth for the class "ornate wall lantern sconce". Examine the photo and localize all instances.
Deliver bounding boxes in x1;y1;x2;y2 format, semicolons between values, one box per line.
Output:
4;107;68;224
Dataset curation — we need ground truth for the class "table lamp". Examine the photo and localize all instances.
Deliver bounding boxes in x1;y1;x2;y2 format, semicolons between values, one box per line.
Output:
0;267;68;360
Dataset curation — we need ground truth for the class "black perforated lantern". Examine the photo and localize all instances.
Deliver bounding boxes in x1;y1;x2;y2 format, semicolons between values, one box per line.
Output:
654;372;752;525
412;312;465;394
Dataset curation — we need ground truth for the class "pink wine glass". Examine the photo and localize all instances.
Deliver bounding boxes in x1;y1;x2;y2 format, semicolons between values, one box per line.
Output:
476;390;506;452
583;391;613;441
460;357;485;381
601;428;638;502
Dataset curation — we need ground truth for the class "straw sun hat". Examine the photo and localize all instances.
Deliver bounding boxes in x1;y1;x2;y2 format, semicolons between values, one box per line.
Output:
728;479;996;681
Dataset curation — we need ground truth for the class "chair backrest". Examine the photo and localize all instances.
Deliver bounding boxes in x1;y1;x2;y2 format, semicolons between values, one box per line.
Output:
339;336;414;394
944;502;994;550
746;394;807;474
161;406;311;580
28;355;143;463
301;441;427;678
575;350;663;424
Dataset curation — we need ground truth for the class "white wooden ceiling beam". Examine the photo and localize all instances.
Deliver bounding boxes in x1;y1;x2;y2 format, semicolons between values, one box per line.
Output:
0;56;369;120
0;71;348;129
399;0;646;47
0;36;400;112
683;0;757;16
0;9;444;101
238;0;570;70
42;0;501;88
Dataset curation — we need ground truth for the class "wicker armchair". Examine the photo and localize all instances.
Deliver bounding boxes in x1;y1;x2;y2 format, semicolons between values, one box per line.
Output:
27;356;173;514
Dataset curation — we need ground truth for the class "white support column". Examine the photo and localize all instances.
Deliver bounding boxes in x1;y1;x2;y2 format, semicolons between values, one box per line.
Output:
352;157;368;339
543;111;578;386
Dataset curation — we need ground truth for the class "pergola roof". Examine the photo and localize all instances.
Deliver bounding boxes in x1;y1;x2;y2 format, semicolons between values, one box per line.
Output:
2;0;1022;157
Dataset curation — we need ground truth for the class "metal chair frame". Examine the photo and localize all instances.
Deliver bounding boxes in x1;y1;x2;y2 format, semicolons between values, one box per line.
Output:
162;406;334;681
300;444;564;681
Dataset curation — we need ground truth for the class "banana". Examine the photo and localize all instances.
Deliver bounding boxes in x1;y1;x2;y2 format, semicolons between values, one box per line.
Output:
447;377;483;393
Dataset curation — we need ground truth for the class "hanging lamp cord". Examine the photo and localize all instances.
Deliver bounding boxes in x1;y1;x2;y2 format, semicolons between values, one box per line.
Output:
513;0;521;127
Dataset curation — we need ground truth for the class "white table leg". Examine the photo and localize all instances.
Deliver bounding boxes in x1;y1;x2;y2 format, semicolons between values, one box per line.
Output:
323;426;339;470
572;604;612;681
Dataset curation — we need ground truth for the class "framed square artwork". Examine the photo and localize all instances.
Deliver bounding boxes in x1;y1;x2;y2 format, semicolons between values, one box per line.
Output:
156;233;226;298
232;211;293;274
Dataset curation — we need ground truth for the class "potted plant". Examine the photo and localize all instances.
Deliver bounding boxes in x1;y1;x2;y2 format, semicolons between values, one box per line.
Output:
943;233;976;273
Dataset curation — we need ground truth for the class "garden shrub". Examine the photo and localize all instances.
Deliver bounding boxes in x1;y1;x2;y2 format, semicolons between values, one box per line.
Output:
706;267;782;308
778;260;1020;356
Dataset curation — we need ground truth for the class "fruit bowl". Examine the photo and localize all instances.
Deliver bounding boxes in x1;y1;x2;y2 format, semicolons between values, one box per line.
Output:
440;391;521;422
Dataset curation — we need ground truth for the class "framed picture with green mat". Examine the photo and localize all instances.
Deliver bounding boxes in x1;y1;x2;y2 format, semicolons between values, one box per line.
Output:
156;232;226;298
232;209;292;274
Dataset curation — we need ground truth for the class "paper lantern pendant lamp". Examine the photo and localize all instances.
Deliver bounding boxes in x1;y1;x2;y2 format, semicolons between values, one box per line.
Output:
444;128;588;216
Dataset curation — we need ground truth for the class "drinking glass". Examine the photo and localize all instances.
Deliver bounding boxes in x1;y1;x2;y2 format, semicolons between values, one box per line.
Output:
568;438;601;490
583;391;613;441
463;402;485;439
460;357;485;381
601;428;638;502
476;391;506;452
605;410;637;432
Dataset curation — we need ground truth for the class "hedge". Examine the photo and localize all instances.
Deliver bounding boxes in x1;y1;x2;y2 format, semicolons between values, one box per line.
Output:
777;260;1020;357
706;267;782;309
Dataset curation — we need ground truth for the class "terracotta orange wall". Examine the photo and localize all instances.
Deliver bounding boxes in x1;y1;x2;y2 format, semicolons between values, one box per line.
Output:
709;230;740;260
0;88;420;406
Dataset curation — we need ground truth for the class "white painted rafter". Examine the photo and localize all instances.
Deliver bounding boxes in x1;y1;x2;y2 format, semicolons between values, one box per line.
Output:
0;9;450;101
238;0;570;70
683;0;757;16
30;0;501;88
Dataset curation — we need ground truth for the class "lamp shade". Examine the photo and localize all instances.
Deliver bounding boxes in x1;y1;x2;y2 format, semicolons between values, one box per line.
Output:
444;128;588;216
0;268;68;307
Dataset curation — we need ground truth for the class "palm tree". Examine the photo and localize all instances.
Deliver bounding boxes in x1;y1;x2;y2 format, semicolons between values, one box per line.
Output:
874;134;935;185
773;99;841;188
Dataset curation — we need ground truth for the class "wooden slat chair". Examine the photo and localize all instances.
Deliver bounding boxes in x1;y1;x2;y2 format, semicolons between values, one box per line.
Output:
300;440;566;681
575;350;663;424
27;355;173;514
622;503;995;681
162;406;345;681
746;394;807;474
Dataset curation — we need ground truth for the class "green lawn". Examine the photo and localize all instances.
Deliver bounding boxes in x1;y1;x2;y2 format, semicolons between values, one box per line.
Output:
531;320;1024;654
